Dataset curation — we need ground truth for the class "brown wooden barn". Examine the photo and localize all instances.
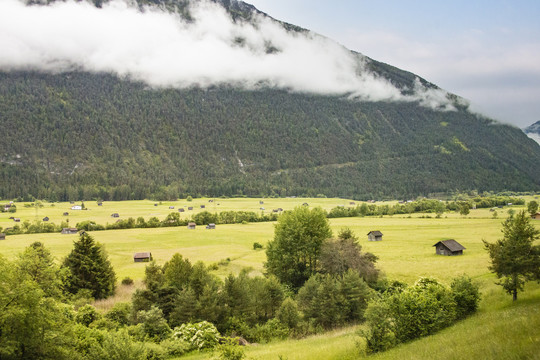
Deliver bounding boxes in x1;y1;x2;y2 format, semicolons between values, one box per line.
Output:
187;222;196;229
532;212;540;220
0;233;6;240
433;239;465;256
367;231;383;241
206;223;216;229
133;252;152;262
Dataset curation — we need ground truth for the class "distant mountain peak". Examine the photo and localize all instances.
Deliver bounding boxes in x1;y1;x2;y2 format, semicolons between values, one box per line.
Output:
524;121;540;145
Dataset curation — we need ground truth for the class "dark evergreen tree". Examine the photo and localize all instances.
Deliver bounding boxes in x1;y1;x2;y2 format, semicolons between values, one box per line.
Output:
483;210;540;301
63;231;116;299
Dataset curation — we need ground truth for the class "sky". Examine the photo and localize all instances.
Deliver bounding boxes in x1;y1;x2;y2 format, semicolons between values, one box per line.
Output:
249;0;540;128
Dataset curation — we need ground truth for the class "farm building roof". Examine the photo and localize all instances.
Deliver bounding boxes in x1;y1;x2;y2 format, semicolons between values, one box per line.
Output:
433;239;465;252
367;231;383;236
133;252;152;259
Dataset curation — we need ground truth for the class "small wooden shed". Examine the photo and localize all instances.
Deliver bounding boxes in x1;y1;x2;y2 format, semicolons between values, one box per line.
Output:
13;218;20;222
433;239;465;256
43;217;49;222
169;206;175;209
367;231;383;241
206;223;216;229
111;213;119;218
187;222;196;229
188;207;193;211
63;212;69;216
0;233;5;240
179;208;185;212
532;212;540;220
133;252;153;262
200;205;205;209
61;228;79;235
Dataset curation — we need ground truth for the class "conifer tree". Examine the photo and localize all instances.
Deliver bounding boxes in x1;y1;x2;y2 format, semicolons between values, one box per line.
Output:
63;231;116;299
484;211;540;301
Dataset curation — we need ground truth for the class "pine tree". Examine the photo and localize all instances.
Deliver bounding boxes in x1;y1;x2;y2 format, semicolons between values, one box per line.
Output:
63;231;116;299
483;211;540;301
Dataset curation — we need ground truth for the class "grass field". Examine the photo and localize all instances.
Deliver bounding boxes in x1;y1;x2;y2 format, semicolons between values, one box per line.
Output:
1;198;539;359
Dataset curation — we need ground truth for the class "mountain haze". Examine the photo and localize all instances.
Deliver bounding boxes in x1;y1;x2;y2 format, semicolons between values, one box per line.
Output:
0;0;539;201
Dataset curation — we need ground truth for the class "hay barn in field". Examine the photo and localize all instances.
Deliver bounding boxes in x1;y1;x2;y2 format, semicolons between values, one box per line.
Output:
433;239;465;256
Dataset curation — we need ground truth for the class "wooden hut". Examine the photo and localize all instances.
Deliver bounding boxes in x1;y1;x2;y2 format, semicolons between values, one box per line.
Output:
0;233;5;240
43;217;49;222
367;231;383;241
169;206;175;209
532;212;540;220
188;207;193;211
63;212;69;216
206;223;216;229
13;218;20;222
179;208;185;212
111;213;119;218
433;239;465;256
200;205;205;209
61;228;79;234
187;222;196;229
133;252;153;262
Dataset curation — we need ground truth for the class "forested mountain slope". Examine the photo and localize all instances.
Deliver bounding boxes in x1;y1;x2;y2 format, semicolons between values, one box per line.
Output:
1;71;539;201
0;0;539;201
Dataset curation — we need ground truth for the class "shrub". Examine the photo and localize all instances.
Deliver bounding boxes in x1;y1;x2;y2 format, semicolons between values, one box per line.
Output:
122;277;134;285
216;337;246;360
76;304;101;327
277;298;300;329
87;329;146;360
252;318;289;343
105;302;132;326
253;242;263;250
159;338;190;357
451;275;481;319
137;306;171;342
173;321;220;351
363;277;459;353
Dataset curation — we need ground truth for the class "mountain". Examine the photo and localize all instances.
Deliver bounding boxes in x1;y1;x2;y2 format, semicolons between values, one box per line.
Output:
0;0;539;201
524;121;540;145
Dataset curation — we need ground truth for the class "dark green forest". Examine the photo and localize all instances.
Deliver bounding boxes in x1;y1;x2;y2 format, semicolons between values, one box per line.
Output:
1;70;539;201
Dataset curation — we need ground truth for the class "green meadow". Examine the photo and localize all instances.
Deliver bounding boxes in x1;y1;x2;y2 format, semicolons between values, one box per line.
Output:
1;198;539;359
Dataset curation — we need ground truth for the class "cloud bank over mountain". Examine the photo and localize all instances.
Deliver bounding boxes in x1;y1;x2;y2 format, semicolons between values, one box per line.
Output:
0;0;461;109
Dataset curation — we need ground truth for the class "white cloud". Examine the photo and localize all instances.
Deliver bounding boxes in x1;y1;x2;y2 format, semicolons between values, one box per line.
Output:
340;27;540;127
0;0;459;109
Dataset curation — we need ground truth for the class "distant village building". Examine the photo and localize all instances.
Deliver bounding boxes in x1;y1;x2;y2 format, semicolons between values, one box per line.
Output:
3;204;11;211
71;205;82;210
302;203;309;206
97;201;103;206
206;223;216;229
433;239;466;256
42;217;49;222
188;207;193;211
200;205;205;209
111;213;120;218
169;206;175;209
259;201;264;205
0;233;5;240
367;231;383;241
178;208;185;212
133;252;152;262
61;228;79;234
532;212;540;220
13;218;20;222
349;202;356;205
187;222;196;229
63;212;69;216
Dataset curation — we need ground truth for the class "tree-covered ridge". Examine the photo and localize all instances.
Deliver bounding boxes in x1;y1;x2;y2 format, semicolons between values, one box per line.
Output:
0;71;539;200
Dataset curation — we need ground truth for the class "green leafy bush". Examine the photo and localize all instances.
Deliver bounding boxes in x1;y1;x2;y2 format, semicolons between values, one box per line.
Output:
451;275;481;319
173;321;220;351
